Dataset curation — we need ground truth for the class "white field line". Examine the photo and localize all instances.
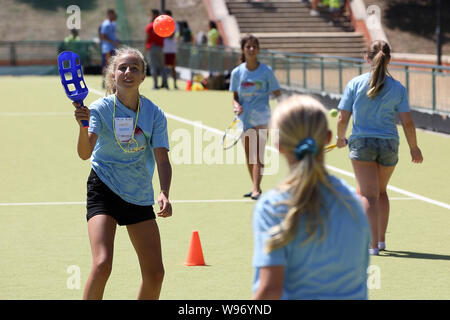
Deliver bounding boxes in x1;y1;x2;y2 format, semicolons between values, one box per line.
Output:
1;88;448;210
0;199;254;206
0;202;85;206
0;198;419;207
0;112;72;116
137;106;450;209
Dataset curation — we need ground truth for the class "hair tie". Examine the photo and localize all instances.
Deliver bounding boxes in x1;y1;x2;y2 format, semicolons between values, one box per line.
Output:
294;137;318;160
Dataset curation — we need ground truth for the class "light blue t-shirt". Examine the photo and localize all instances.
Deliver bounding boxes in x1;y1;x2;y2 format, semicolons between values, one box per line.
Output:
100;19;118;54
253;175;370;300
230;62;280;130
88;95;169;206
338;73;410;143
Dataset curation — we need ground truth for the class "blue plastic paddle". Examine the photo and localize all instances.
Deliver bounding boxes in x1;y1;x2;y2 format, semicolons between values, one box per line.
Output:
57;51;89;128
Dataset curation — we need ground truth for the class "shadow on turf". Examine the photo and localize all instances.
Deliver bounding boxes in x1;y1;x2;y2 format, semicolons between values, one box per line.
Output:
381;250;450;261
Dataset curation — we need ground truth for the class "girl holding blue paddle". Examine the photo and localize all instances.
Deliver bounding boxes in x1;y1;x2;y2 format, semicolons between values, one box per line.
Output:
73;46;172;300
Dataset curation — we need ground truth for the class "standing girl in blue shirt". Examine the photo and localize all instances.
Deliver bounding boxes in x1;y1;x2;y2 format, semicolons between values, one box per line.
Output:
230;35;281;200
252;95;370;300
336;40;423;255
73;46;172;299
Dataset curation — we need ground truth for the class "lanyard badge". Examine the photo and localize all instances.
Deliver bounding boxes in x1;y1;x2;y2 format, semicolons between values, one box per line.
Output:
113;96;144;153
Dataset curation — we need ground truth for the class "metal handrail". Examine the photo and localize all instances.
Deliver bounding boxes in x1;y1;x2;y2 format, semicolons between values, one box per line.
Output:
1;40;449;113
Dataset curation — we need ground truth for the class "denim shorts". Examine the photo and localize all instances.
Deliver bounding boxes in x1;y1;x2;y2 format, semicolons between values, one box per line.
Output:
349;137;399;166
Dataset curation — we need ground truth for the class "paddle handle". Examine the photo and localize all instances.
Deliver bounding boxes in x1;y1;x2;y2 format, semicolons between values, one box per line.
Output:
75;100;89;128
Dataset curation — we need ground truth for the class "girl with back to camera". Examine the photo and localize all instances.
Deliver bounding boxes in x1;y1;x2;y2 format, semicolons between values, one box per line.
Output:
252;95;370;300
230;35;281;200
73;46;172;299
336;40;423;255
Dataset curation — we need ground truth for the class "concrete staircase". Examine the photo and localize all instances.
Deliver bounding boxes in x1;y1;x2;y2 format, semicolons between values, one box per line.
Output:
225;0;366;57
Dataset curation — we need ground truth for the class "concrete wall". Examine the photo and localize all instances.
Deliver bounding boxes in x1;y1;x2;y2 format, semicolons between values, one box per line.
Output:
202;0;241;48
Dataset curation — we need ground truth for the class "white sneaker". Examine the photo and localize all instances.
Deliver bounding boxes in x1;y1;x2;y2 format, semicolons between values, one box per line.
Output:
369;248;379;255
310;10;319;16
378;242;386;251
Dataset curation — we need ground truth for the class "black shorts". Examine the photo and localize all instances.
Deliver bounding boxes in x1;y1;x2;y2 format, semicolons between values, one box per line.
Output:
86;169;156;226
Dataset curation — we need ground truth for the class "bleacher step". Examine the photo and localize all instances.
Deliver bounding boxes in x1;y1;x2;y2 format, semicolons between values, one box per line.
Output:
225;0;365;58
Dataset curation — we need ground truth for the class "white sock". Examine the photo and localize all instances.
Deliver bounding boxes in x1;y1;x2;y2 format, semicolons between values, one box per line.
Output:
378;242;386;250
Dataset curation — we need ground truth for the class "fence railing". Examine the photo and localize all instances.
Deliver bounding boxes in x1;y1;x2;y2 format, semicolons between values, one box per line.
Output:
0;40;102;66
175;43;450;114
1;40;449;114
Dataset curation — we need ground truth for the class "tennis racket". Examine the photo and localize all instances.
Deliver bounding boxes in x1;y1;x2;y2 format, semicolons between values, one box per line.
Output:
222;114;244;150
324;144;336;153
57;51;89;128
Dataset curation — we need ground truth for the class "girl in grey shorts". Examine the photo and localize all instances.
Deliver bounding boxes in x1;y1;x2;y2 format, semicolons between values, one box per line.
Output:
335;40;423;255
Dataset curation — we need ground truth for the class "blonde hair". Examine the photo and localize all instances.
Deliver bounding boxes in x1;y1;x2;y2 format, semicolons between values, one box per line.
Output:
366;40;391;99
105;46;147;95
265;95;335;253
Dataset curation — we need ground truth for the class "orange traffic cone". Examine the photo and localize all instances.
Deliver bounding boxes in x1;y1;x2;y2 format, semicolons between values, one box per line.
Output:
185;80;192;91
184;230;206;266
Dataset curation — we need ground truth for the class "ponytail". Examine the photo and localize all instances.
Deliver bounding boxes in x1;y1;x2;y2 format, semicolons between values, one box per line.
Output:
366;40;391;99
265;95;330;253
266;95;356;253
266;150;328;252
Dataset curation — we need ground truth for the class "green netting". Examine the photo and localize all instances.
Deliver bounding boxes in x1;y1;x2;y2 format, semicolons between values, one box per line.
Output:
115;0;131;41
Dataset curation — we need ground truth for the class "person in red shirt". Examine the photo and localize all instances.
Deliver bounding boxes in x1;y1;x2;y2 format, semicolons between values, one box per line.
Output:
145;9;168;89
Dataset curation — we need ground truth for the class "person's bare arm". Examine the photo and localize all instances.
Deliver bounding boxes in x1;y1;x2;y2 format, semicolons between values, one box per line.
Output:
399;112;423;163
100;31;120;47
73;102;97;160
252;266;284;300
273;89;281;99
154;148;172;218
233;91;242;115
336;109;351;147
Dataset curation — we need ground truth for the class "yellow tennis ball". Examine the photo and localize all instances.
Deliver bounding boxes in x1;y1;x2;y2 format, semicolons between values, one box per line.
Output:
329;108;338;117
